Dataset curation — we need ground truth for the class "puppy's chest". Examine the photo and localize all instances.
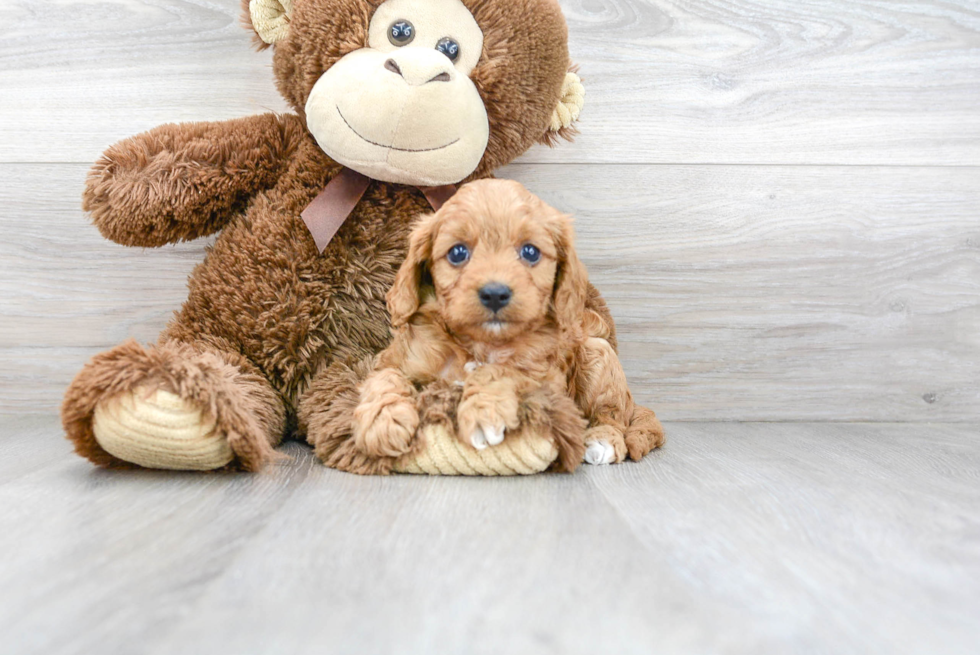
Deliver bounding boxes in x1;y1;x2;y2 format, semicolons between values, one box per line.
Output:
436;348;513;385
431;347;564;391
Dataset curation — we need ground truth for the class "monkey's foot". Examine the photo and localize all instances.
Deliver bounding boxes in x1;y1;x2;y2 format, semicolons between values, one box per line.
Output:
62;339;283;471
93;386;233;471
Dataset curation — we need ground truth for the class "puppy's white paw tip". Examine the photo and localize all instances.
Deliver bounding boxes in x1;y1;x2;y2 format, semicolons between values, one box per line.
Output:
585;440;615;465
471;428;488;450
484;425;505;446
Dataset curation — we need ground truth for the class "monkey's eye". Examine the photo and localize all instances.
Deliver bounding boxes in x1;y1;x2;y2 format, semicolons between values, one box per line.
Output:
436;37;460;62
447;243;470;266
520;244;541;265
388;20;415;46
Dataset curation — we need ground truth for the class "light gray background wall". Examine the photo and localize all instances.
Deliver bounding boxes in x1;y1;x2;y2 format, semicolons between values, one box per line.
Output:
2;0;978;421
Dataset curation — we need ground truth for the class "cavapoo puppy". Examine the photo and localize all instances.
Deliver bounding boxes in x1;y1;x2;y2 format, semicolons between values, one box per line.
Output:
352;179;664;469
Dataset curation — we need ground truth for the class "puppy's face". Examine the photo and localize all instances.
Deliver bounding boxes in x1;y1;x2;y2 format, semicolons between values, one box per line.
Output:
429;186;561;342
388;179;586;345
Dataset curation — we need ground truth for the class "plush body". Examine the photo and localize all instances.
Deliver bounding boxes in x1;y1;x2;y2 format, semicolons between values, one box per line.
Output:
66;119;428;469
342;180;664;474
62;0;602;472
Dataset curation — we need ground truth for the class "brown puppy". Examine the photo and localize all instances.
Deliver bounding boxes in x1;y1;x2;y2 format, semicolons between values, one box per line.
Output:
353;179;664;466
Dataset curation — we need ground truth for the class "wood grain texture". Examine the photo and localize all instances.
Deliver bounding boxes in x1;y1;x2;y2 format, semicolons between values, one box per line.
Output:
3;3;979;653
3;163;977;421
2;0;979;165
1;417;978;654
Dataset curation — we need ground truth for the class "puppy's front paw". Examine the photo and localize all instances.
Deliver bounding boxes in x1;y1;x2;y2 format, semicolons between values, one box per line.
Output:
457;390;518;451
353;397;419;458
468;423;505;451
583;425;628;465
353;371;419;458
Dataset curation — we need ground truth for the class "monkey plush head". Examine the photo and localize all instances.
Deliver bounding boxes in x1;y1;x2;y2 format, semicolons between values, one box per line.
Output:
245;0;584;186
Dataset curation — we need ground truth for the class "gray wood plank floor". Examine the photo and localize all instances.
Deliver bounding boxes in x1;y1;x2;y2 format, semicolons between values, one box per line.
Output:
2;416;978;655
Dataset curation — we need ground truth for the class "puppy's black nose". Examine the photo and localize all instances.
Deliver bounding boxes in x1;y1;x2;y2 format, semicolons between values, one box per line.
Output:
479;283;512;312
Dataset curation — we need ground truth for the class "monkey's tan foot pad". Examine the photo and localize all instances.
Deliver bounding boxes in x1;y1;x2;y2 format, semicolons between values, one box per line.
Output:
92;386;233;471
393;424;557;476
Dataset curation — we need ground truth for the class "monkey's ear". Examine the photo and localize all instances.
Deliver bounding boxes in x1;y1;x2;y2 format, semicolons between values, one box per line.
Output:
244;0;293;47
542;70;586;146
387;214;438;328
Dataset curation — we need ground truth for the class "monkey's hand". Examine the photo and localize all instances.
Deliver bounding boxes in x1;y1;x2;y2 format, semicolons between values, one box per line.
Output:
83;113;303;247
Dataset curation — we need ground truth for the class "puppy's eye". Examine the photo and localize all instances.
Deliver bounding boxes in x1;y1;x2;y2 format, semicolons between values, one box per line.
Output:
436;37;460;62
447;243;470;266
520;244;542;265
388;20;415;46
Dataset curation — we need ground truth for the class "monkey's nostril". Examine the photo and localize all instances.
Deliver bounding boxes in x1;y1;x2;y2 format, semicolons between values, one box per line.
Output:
428;72;452;83
479;283;512;312
384;59;403;77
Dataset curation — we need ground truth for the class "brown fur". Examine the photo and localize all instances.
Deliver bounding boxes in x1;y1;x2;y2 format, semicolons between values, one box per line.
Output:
82;114;304;247
63;0;595;471
61;338;285;471
300;363;589;474
322;180;662;474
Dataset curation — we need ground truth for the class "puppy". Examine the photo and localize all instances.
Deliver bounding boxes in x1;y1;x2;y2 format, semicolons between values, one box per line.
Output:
352;179;664;469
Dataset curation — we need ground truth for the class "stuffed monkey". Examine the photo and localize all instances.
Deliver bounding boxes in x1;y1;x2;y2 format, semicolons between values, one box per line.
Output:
62;0;645;475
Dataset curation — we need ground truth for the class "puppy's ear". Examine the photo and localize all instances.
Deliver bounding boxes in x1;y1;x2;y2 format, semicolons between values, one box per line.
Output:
387;213;437;328
551;214;589;333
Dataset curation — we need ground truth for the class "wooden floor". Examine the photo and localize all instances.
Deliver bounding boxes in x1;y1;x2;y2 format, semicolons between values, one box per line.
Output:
1;416;978;655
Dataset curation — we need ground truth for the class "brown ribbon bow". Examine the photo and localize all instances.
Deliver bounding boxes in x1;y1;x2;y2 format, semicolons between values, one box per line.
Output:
301;168;457;253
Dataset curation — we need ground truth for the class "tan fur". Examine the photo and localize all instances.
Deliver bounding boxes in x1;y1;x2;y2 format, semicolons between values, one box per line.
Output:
352;368;419;457
336;180;663;474
456;365;522;450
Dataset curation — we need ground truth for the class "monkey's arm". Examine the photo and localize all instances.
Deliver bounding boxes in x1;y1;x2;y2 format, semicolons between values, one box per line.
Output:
83;113;304;247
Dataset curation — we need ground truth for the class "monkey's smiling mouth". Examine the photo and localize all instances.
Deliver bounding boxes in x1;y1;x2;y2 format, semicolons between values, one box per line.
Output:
337;106;460;153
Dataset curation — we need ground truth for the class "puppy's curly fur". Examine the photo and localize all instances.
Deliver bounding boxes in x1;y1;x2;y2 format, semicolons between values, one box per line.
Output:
351;179;664;471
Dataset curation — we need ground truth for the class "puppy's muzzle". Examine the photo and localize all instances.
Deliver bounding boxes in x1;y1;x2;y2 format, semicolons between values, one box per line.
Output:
479;283;512;313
